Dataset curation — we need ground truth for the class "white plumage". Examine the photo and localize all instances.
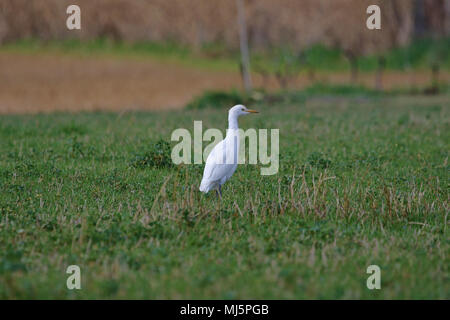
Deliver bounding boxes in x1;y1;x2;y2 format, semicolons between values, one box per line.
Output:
199;104;258;196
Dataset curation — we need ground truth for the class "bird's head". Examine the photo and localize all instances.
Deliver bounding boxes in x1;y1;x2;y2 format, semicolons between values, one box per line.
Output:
229;104;259;117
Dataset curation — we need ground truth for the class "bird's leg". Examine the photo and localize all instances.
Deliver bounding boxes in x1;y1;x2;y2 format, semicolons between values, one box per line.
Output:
216;185;222;200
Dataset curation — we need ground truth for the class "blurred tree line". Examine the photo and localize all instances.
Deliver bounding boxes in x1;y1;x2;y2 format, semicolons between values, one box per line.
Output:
1;0;447;48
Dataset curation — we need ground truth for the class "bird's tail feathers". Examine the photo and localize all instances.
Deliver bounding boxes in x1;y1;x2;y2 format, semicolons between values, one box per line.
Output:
199;179;214;193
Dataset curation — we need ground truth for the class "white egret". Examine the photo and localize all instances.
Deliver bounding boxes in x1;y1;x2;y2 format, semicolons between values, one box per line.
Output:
199;104;258;197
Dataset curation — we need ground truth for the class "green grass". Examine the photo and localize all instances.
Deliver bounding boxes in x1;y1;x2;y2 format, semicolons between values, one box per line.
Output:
2;37;449;72
186;83;450;110
253;38;450;73
0;38;239;71
0;93;449;299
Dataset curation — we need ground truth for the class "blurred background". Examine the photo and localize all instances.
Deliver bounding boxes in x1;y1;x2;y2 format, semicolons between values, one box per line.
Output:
0;0;449;113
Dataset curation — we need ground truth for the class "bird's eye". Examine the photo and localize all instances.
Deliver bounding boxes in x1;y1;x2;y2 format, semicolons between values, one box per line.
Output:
241;108;245;111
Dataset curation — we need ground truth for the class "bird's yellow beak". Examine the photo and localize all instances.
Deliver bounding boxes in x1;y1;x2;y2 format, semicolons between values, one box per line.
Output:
246;109;259;114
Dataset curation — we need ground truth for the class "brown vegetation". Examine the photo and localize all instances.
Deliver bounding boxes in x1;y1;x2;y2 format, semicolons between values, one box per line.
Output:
1;52;448;114
0;52;239;114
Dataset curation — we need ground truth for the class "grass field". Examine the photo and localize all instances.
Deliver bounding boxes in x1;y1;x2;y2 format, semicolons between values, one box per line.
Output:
0;91;449;299
4;38;450;72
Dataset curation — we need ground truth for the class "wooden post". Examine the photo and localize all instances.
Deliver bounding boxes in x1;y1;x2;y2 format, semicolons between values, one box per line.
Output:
375;57;386;91
236;0;252;92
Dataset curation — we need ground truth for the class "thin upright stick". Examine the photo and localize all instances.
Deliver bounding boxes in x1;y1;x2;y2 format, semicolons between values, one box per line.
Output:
236;0;252;92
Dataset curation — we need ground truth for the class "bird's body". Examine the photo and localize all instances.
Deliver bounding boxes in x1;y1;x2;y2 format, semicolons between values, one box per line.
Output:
199;130;239;193
199;105;258;195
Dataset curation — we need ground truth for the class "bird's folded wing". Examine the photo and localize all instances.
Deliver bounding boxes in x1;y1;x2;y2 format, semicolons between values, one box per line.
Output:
203;140;237;182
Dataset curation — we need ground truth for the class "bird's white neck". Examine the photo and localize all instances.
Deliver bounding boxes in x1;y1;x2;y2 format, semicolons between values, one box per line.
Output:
228;114;239;130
